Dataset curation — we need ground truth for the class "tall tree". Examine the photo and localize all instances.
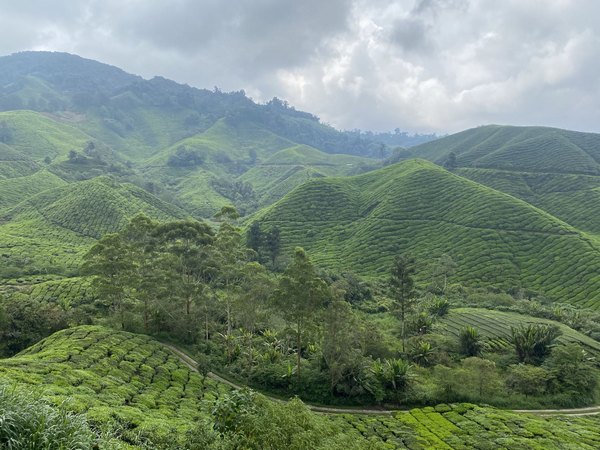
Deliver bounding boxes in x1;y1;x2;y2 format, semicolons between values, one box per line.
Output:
246;221;263;258
322;292;361;394
389;254;417;353
265;226;281;268
273;247;328;382
81;233;135;330
153;219;215;342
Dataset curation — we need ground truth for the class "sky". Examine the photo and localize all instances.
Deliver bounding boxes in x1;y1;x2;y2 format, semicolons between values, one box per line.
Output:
1;0;600;134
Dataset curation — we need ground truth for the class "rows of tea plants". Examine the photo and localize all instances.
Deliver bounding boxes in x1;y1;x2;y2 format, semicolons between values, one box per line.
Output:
256;160;600;308
0;325;229;444
27;276;96;307
337;403;600;449
440;308;600;359
456;168;600;236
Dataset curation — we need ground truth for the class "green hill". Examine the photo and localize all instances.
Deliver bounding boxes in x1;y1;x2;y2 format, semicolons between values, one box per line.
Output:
0;325;230;446
412;125;600;175
241;145;375;207
0;177;185;279
0;170;67;212
0;110;100;161
439;307;600;358
405;126;600;236
255;159;600;308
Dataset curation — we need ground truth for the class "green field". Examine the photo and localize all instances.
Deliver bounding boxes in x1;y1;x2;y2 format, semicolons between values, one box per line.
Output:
254;159;600;308
0;325;231;447
439;307;600;358
337;403;600;449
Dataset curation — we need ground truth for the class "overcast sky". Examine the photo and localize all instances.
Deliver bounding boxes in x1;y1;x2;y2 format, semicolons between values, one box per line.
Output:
1;0;600;134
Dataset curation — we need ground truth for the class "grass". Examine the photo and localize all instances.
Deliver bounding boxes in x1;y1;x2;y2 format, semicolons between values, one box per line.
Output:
254;159;600;308
439;307;600;358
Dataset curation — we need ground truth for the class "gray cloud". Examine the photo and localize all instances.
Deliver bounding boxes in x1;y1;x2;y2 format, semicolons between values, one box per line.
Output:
1;0;600;133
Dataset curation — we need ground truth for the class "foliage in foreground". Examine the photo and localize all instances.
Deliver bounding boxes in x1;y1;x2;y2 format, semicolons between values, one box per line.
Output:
0;384;95;450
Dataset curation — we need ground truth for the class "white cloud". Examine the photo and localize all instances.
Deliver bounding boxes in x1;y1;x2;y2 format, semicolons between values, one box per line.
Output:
1;0;600;133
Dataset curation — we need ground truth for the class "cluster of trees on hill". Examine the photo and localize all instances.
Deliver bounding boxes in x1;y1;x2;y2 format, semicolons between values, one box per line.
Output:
74;213;599;408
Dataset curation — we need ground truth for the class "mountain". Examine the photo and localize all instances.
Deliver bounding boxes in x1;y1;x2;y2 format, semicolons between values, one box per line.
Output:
409;125;600;236
0;51;391;158
254;159;600;308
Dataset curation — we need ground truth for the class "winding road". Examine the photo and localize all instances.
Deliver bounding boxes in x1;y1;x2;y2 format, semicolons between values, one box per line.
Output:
163;343;600;417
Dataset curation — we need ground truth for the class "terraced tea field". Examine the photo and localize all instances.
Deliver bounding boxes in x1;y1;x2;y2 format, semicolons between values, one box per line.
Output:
0;326;231;445
0;177;185;279
439;308;600;358
240;144;374;207
255;159;600;308
412;125;600;175
337;403;600;449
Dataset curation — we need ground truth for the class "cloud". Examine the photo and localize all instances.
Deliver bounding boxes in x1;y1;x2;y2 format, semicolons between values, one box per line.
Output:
1;0;600;133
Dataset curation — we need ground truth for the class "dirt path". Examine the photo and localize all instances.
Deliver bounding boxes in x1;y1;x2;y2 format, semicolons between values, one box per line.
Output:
163;343;600;417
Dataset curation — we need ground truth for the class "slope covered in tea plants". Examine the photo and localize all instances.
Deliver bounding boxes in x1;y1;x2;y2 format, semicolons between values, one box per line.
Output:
439;307;600;358
0;177;185;279
454;168;600;236
0;325;230;446
336;403;600;449
412;125;600;175
241;144;375;207
255;159;600;308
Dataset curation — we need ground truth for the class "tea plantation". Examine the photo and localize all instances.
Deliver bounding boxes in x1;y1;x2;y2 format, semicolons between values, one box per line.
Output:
439;307;600;358
254;159;600;308
1;326;600;449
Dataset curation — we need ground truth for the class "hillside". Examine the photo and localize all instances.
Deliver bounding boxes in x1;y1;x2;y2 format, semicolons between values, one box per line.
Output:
0;51;389;158
1;326;599;449
255;159;600;308
241;145;376;207
0;325;230;447
0;177;185;279
412;125;600;174
406;126;600;235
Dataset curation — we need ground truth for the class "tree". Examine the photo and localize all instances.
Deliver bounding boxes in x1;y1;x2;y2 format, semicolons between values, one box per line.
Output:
444;152;457;170
459;326;483;357
506;364;550;397
462;357;501;399
265;226;281;268
389;254;417;352
322;292;361;394
0;121;13;144
510;324;561;364
81;233;136;330
153;219;215;342
246;221;263;257
273;248;328;382
429;254;456;294
544;343;597;399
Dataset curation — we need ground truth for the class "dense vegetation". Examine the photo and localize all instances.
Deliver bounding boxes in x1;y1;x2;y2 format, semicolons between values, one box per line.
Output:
254;159;600;308
2;51;600;448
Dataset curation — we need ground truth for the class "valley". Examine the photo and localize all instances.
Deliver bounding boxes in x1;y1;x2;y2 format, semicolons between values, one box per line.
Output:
1;51;600;449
